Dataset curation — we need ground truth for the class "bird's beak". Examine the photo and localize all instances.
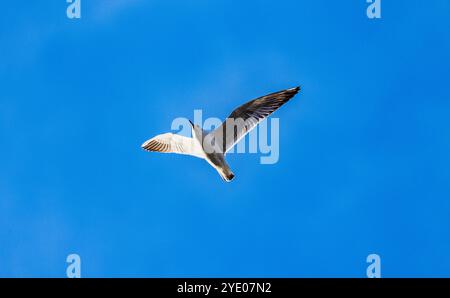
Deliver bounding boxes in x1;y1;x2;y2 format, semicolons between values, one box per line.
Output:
189;120;194;127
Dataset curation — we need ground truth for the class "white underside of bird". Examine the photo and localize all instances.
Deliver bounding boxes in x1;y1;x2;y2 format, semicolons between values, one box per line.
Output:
141;86;301;182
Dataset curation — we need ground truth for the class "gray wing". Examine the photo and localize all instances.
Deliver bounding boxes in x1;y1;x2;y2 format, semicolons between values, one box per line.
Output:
211;86;300;153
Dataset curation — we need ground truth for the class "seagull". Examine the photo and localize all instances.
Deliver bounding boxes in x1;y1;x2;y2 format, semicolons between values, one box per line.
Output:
141;86;301;182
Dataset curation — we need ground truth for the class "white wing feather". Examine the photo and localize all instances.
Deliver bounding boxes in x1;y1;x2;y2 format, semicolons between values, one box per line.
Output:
141;133;205;159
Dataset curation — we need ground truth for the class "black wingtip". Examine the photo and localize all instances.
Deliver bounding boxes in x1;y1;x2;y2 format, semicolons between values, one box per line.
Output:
291;86;301;93
284;86;300;98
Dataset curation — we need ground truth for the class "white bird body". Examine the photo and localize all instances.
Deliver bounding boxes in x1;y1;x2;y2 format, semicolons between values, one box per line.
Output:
141;87;300;182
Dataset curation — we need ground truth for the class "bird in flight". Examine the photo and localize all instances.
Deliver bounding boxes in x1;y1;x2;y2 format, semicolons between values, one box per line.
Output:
141;86;301;182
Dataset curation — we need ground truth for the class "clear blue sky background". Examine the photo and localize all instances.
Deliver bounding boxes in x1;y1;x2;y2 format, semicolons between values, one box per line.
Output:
1;1;449;277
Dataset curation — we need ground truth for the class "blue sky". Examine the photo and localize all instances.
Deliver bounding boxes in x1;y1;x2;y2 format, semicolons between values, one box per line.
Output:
1;0;449;277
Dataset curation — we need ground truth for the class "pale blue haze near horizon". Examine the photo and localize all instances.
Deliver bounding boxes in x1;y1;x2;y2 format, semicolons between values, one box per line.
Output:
1;1;449;277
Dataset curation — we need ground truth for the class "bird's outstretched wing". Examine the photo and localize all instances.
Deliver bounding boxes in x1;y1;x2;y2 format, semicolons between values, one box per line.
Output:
141;133;205;159
211;86;300;153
